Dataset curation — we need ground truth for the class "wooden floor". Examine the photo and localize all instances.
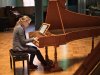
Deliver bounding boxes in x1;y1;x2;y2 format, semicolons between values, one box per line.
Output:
0;31;100;75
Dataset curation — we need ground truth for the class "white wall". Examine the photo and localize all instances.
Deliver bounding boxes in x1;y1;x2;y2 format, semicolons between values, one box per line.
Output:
0;0;16;7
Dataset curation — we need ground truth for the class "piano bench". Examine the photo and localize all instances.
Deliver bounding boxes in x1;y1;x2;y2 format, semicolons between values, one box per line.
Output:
9;49;29;75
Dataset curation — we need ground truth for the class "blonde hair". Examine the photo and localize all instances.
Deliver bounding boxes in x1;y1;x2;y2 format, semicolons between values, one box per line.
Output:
15;15;31;26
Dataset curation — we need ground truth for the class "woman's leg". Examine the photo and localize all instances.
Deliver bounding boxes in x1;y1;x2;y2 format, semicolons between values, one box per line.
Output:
26;46;52;71
24;46;37;65
23;46;39;69
28;46;47;66
35;50;47;66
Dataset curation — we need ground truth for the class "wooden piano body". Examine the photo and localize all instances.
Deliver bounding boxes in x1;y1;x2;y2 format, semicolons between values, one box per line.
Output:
29;0;100;73
29;31;66;47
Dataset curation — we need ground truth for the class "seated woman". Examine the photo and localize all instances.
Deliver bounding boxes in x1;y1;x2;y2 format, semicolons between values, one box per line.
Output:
12;15;48;70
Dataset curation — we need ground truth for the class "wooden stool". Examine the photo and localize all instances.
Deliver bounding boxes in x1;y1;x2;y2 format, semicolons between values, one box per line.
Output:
9;49;29;75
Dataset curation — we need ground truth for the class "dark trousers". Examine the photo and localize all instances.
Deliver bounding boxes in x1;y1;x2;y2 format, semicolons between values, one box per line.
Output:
23;46;46;66
14;46;47;66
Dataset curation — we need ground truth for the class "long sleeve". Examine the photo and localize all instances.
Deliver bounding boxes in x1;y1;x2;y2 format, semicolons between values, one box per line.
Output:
18;26;34;45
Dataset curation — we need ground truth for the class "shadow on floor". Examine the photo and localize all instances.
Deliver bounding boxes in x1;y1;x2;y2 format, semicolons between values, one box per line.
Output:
14;67;28;75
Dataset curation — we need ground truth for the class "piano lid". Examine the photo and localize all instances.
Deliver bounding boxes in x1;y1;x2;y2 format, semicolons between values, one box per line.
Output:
45;0;100;33
58;0;100;28
45;0;64;31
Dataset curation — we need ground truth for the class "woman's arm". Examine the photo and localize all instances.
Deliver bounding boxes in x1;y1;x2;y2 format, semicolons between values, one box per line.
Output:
18;27;34;45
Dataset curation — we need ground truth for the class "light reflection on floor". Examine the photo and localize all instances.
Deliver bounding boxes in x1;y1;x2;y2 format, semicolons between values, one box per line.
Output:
59;45;68;70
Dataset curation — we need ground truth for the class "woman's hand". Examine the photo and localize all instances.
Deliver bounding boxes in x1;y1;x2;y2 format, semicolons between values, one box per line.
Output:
33;37;39;43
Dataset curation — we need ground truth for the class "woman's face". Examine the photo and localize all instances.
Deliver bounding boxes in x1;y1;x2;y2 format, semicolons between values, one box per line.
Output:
23;20;31;28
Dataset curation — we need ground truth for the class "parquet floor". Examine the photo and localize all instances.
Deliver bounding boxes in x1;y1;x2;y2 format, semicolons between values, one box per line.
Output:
0;31;100;75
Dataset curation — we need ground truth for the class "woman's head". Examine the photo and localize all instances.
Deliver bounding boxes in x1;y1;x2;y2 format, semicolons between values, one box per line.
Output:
16;15;31;28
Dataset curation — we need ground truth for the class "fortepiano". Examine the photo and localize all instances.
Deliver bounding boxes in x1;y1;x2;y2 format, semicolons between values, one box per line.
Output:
29;0;100;72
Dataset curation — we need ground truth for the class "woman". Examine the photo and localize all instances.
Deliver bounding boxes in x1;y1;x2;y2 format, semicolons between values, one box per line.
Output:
12;16;47;70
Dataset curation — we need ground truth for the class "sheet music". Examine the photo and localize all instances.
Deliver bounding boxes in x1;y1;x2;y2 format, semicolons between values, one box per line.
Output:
39;25;47;34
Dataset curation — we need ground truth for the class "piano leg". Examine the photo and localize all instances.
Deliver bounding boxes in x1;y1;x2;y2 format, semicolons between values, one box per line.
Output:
45;46;49;61
50;46;63;72
45;46;53;66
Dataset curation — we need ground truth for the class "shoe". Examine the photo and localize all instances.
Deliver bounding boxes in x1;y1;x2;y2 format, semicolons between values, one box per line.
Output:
44;60;54;67
43;65;52;72
29;64;38;70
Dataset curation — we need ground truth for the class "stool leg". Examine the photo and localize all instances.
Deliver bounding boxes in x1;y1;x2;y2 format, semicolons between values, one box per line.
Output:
27;58;29;75
10;56;12;69
22;60;24;75
23;60;24;68
13;59;16;75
